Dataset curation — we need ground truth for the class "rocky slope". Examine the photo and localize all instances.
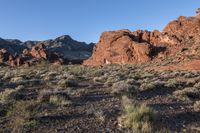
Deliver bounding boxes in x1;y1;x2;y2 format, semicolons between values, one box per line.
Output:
84;8;200;67
0;38;25;54
23;35;94;60
0;35;94;66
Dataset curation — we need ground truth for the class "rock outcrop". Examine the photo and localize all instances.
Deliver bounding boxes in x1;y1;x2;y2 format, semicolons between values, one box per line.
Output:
30;43;48;59
84;30;156;65
0;48;24;66
84;9;200;65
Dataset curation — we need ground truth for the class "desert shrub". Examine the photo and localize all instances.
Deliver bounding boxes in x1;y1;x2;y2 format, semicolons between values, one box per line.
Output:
12;78;43;86
166;79;182;88
0;85;26;103
140;73;154;78
106;75;123;84
139;80;165;91
118;96;156;133
49;94;71;107
169;71;184;77
111;81;137;97
3;71;14;80
43;71;58;81
10;76;24;83
194;82;200;88
37;89;53;103
93;76;107;83
183;72;197;78
185;78;198;86
35;69;48;77
38;89;71;107
0;89;16;103
94;110;105;123
194;101;200;112
173;87;200;101
6;101;37;132
55;73;70;80
15;85;25;90
89;68;104;77
140;82;157;91
126;79;138;85
57;78;78;88
68;65;86;75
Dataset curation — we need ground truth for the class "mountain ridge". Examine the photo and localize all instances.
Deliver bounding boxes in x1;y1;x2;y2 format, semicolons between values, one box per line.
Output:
0;35;94;66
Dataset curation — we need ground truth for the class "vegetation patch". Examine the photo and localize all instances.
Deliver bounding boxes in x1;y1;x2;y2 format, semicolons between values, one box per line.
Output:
173;87;200;101
118;96;156;133
6;101;37;132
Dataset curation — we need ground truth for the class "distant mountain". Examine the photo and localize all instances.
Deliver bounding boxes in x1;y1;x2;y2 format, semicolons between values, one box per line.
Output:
0;35;94;59
29;35;95;60
22;41;39;48
0;38;25;54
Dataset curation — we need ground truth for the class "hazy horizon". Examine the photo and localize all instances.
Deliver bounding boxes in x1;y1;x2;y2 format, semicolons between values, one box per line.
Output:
0;0;200;43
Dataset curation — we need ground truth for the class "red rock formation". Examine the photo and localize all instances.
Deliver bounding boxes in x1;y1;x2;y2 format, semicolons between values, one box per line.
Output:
84;30;155;65
30;43;48;59
84;9;200;66
83;29;172;65
163;15;200;45
7;55;24;67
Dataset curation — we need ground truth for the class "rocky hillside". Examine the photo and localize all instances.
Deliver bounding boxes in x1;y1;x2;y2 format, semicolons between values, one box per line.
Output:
0;38;25;54
84;8;200;68
23;35;94;60
0;35;94;66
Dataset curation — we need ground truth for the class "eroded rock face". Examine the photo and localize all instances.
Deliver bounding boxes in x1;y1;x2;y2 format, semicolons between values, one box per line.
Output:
84;9;200;65
30;43;48;59
0;43;62;66
163;16;200;45
8;55;24;67
84;30;155;65
83;29;173;65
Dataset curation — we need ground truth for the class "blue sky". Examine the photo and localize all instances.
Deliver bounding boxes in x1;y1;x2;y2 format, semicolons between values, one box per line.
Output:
0;0;199;43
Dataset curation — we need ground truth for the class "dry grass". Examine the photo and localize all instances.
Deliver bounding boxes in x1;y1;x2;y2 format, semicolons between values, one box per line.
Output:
6;101;37;132
118;96;156;133
111;81;137;97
